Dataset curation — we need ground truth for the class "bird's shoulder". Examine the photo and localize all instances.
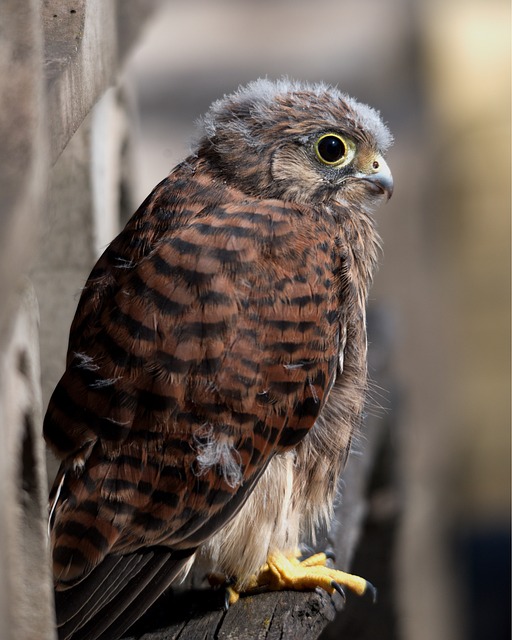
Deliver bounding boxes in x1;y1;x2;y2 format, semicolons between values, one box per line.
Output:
68;158;344;339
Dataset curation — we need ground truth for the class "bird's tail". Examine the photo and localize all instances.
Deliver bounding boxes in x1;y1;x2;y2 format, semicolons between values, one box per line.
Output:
55;547;195;640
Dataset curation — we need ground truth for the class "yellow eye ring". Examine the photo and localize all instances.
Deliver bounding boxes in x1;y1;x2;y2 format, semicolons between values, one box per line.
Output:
314;133;355;167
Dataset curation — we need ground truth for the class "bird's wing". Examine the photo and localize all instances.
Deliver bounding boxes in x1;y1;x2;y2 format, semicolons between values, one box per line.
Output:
45;166;343;638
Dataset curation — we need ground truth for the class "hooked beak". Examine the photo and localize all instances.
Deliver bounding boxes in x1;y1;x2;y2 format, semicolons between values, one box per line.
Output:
358;155;394;200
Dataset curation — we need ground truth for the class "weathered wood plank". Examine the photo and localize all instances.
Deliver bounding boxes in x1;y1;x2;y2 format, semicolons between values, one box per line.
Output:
42;0;162;164
0;0;47;347
0;4;164;639
0;284;56;640
42;0;118;164
124;582;339;640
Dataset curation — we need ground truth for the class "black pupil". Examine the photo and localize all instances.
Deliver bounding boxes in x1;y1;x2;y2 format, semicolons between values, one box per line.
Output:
318;136;346;163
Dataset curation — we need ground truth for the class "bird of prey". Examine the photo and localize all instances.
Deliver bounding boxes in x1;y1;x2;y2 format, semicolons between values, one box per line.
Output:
44;78;393;640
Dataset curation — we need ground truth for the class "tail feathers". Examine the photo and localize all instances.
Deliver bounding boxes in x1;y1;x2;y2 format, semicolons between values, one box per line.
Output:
56;554;134;626
55;548;196;640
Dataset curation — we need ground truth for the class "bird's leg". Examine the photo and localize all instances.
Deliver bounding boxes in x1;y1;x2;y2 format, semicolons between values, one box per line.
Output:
226;549;376;605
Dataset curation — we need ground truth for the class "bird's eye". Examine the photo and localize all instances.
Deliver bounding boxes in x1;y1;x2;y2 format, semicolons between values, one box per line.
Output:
314;133;353;166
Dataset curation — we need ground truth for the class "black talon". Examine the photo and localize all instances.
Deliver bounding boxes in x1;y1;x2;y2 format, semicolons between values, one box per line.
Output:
297;545;313;562
324;550;336;562
223;589;231;611
330;580;346;602
365;581;378;604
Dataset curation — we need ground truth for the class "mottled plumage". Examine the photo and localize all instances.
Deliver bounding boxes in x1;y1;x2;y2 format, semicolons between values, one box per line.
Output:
44;78;393;640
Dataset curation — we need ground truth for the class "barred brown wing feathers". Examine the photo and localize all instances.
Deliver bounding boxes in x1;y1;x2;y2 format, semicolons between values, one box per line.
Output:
45;161;344;638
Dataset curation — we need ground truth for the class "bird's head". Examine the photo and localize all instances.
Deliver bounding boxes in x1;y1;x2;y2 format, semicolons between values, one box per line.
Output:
196;78;393;207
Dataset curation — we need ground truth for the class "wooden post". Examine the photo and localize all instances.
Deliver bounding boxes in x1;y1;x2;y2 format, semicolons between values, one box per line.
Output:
0;2;161;637
0;1;52;638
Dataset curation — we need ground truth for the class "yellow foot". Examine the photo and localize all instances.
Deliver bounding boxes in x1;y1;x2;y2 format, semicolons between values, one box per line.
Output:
226;585;241;606
226;549;376;606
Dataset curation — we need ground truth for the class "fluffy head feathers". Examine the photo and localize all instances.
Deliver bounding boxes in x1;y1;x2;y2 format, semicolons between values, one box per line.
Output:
198;77;393;154
195;78;392;204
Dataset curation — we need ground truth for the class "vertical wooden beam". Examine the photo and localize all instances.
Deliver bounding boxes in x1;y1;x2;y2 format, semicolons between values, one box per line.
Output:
0;285;56;640
0;2;163;636
0;0;47;346
0;2;53;637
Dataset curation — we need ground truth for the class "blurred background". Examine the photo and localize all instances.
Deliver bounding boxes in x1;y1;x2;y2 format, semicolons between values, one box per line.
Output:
28;0;509;639
118;1;510;638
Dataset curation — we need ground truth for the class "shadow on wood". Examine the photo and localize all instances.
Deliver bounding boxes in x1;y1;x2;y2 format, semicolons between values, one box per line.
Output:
124;586;338;640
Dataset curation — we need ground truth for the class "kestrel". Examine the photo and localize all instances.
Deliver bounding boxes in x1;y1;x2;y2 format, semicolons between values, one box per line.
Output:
44;78;393;640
